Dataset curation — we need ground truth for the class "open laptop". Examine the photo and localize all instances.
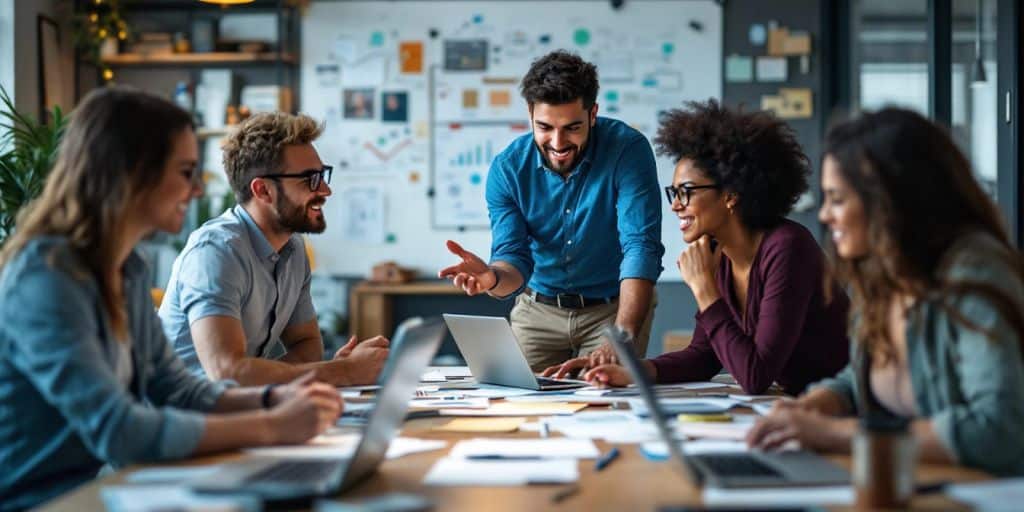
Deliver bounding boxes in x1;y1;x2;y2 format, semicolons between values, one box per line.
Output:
605;325;850;489
442;314;587;391
190;316;446;504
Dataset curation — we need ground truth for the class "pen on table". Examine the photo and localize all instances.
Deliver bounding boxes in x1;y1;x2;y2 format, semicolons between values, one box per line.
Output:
540;420;550;438
595;447;620;471
550;484;580;504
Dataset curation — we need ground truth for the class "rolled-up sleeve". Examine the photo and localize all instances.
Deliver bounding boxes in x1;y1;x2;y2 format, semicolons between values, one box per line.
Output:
930;290;1024;475
486;159;534;294
144;304;231;411
614;137;663;282
175;241;246;324
4;265;208;464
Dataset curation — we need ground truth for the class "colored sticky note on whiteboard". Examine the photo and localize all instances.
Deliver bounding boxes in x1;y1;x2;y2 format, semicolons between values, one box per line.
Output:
399;41;424;74
756;57;787;82
489;89;511;107
725;55;753;83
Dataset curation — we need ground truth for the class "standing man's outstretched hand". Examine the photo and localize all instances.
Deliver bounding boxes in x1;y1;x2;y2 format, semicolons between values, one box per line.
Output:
439;240;497;296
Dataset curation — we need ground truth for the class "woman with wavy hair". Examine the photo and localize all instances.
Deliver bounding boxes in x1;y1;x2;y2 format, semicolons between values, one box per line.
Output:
546;100;850;395
0;87;343;510
748;107;1024;475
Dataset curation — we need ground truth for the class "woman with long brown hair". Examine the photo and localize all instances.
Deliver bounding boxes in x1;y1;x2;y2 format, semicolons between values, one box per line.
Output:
0;87;343;509
748;107;1024;475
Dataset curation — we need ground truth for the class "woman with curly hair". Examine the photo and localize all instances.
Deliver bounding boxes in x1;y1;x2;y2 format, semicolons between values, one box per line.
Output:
747;108;1024;475
546;99;849;395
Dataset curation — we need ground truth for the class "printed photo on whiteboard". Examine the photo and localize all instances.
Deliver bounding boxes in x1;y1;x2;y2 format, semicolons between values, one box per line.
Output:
381;91;409;122
343;88;376;119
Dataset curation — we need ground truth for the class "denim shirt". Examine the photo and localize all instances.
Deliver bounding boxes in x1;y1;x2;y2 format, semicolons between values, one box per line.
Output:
159;205;316;376
813;232;1024;476
0;237;230;510
486;116;664;298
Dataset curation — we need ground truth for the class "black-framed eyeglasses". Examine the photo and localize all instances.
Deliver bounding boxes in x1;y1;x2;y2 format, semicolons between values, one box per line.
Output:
664;184;720;206
259;165;333;192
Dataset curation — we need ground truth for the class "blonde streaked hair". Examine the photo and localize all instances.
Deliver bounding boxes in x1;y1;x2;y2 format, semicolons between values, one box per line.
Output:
0;86;194;340
221;111;323;204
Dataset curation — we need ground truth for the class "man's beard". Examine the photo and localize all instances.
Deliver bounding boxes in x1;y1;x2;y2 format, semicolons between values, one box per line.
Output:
274;192;326;234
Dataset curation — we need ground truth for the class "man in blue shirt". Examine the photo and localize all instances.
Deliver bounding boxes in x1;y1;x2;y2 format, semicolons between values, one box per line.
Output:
160;112;389;386
440;51;664;371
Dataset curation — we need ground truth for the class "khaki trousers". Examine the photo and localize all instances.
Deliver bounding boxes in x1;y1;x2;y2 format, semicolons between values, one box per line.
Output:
509;291;656;372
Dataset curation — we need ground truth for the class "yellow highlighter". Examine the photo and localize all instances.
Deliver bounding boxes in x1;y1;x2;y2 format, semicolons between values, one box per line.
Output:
678;413;733;423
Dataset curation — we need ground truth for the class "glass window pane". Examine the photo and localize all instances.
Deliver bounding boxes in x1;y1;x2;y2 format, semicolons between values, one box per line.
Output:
852;0;930;114
951;0;998;198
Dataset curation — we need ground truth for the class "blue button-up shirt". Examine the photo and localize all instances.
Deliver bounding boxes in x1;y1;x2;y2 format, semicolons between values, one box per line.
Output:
0;237;229;510
159;205;317;376
486;116;664;298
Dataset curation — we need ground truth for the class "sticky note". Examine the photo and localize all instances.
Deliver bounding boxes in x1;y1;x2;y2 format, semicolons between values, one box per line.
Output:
433;417;527;433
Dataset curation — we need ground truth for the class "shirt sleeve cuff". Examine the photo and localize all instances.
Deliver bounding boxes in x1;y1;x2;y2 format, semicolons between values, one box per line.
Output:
185;303;240;325
156;408;208;459
619;256;662;283
489;256;532;298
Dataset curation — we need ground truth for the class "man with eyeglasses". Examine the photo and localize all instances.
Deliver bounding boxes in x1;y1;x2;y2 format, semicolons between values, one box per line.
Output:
159;112;390;386
440;51;664;371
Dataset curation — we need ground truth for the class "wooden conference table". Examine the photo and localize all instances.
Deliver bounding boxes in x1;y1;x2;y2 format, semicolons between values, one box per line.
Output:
40;391;990;511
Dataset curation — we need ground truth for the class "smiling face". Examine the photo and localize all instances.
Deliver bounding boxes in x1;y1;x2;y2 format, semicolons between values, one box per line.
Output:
819;154;870;259
270;144;332;234
670;158;729;244
141;127;202;234
530;99;597;174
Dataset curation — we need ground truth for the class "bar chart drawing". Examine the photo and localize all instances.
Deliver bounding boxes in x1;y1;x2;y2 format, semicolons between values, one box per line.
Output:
433;122;528;228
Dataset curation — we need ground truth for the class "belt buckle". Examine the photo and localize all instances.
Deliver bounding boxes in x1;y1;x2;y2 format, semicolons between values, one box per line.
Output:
556;293;584;309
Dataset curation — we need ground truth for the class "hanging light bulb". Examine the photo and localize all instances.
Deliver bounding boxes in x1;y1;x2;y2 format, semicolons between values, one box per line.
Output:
102;68;114;81
970;0;987;88
197;0;255;4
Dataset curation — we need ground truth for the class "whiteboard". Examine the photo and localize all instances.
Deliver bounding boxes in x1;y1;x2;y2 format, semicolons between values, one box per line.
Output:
301;0;722;279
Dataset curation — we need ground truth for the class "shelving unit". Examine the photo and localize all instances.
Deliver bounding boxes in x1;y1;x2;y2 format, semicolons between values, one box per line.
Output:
101;51;298;67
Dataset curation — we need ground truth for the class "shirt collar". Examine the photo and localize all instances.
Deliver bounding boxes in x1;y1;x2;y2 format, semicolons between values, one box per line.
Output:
532;119;598;175
235;205;293;262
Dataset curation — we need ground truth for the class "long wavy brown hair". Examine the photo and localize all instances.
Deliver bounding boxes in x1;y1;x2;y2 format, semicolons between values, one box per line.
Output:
0;86;193;339
823;107;1024;362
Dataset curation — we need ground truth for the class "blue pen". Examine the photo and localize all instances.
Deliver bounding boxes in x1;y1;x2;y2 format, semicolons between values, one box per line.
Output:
594;447;620;471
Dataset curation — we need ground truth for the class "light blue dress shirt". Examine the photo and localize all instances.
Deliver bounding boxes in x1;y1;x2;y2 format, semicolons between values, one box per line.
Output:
486;116;664;298
0;237;230;510
159;205;317;376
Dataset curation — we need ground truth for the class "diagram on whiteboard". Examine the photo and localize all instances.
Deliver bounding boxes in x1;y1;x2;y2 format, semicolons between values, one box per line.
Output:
433;122;528;228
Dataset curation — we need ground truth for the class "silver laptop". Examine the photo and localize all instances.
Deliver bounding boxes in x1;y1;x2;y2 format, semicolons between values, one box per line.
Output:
605;325;850;489
190;316;446;504
442;314;586;391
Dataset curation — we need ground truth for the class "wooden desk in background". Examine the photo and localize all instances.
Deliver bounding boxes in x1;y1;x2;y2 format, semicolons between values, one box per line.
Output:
349;281;465;340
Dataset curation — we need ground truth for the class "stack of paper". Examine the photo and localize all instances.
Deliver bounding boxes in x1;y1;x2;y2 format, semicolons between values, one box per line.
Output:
440;401;587;416
424;458;578;486
423;438;596;486
628;397;742;417
101;485;260;512
449;438;599;459
242;434;446;460
946;478;1024;512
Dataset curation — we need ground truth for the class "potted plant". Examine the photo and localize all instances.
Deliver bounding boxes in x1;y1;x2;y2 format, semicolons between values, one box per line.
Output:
0;87;67;243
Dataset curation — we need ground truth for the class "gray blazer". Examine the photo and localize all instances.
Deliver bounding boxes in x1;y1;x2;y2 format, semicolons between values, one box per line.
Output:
814;231;1024;476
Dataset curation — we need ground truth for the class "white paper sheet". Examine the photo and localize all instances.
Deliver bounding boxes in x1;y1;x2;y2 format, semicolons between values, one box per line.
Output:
449;438;599;459
125;466;223;484
703;485;854;507
243;435;446;460
424;457;578;486
641;439;750;460
409;396;489;409
101;485;260;512
421;366;473;382
628;397;742;416
946;478;1024;512
538;411;660;443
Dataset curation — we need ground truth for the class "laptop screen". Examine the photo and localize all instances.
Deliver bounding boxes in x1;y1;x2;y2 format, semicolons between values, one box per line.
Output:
604;325;701;484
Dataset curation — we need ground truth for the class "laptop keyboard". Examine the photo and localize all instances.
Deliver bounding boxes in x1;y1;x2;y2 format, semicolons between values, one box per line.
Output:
243;460;343;484
696;454;782;478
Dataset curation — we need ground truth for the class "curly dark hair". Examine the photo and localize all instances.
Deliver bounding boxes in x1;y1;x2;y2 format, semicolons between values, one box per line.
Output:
520;50;599;110
654;99;809;231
